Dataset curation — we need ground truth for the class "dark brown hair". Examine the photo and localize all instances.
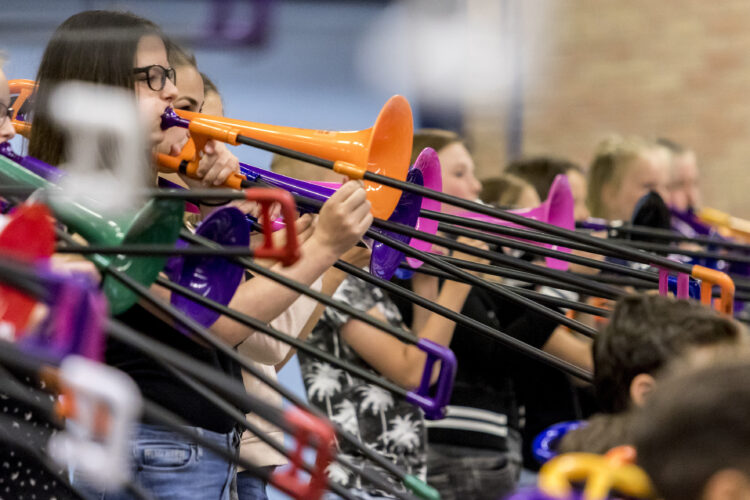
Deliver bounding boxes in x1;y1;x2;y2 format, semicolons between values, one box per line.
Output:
594;294;743;413
201;72;219;96
29;10;164;166
166;38;197;69
505;156;583;199
557;412;634;455
479;173;534;207
411;128;462;166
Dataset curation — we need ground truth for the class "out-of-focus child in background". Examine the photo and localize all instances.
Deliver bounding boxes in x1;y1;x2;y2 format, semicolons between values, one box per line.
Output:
587;136;670;222
559;294;745;455
633;357;750;500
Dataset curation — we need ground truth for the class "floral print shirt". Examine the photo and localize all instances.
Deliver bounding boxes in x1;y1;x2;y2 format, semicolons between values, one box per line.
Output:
298;273;426;497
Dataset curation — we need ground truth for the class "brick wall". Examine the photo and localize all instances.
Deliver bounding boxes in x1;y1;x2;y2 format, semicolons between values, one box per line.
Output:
466;0;750;217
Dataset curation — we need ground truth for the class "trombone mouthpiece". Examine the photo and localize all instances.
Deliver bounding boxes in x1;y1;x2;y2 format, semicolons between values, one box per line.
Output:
0;142;19;162
160;107;190;130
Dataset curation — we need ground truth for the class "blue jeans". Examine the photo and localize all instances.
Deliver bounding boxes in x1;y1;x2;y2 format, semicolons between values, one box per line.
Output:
326;493;393;500
73;424;239;500
426;436;523;500
235;468;273;500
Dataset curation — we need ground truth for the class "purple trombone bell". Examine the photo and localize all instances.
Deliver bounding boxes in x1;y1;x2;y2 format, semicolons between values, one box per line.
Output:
21;270;107;362
369;167;423;280
239;161;425;280
532;420;585;465
505;490;587;500
164;206;250;328
405;147;441;269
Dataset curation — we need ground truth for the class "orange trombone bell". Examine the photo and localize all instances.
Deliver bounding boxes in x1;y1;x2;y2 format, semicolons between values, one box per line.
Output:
9;78;414;220
177;95;414;220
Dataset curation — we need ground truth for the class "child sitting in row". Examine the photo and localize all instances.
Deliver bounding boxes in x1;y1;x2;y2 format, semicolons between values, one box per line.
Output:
558;293;745;455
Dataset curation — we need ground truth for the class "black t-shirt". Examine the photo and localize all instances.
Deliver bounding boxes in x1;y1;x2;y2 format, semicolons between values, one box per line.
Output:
106;304;239;433
389;281;558;451
514;356;583;470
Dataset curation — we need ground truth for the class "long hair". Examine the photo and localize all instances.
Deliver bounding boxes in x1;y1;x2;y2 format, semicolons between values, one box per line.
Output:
29;10;164;166
411;128;463;166
166;37;197;69
505;156;583;200
480;173;534;208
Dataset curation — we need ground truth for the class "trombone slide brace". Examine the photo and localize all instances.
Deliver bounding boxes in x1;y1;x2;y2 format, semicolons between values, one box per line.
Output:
48;355;142;490
271;408;336;500
245;188;301;266
405;338;457;420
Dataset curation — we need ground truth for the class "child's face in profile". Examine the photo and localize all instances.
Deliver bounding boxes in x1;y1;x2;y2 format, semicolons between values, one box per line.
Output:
438;142;482;213
0;69;16;144
133;35;177;149
155;64;204;158
605;149;670;221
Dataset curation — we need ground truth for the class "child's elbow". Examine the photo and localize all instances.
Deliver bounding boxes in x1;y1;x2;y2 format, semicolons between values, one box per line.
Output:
400;364;433;392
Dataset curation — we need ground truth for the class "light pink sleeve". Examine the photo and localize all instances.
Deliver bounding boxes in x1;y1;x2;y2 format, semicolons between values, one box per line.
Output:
236;277;323;365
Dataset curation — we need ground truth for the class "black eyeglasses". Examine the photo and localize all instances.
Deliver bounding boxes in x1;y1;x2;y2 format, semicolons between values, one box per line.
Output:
0;103;13;125
133;64;176;92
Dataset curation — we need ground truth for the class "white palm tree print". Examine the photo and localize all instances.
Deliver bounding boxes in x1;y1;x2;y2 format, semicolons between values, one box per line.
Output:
382;414;421;454
301;276;427;492
358;384;395;435
339;452;366;490
326;460;351;485
331;400;360;439
305;361;343;415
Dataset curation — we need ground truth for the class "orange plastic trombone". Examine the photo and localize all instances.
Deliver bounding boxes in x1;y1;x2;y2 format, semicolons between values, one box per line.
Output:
698;207;750;243
177;95;414;220
8;78;413;220
9;79;36;139
603;445;637;466
691;264;735;316
156;137;250;191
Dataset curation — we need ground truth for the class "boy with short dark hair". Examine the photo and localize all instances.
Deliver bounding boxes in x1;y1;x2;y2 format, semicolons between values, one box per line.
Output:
594;294;742;413
558;294;744;454
633;359;750;500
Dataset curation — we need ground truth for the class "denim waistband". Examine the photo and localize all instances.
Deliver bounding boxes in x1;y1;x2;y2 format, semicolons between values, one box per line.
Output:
136;423;240;451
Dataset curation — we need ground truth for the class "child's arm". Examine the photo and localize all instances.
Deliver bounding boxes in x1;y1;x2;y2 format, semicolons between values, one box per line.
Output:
542;326;594;373
273;246;370;371
410;273;439;333
340;278;472;389
339;238;487;390
237;283;321;365
210;181;372;346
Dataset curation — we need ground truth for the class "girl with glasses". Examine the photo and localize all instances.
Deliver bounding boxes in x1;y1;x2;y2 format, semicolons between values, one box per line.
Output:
20;10;374;500
24;11;242;500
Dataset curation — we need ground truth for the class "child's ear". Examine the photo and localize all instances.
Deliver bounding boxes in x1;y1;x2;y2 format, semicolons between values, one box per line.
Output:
702;469;750;500
629;373;656;407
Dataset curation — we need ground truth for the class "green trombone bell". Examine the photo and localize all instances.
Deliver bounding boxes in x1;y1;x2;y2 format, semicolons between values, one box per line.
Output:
0;154;183;314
